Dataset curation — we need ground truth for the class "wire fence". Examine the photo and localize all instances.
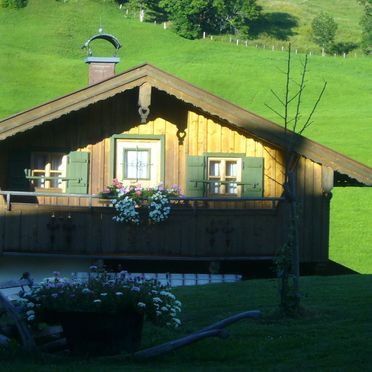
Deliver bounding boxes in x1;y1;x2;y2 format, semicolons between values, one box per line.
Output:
118;7;365;59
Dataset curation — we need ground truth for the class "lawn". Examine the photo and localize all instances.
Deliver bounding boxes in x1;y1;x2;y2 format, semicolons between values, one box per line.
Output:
1;274;372;371
0;0;371;273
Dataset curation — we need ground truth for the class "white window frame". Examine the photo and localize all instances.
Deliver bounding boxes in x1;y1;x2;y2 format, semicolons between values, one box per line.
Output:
115;139;161;187
207;157;242;196
30;152;67;191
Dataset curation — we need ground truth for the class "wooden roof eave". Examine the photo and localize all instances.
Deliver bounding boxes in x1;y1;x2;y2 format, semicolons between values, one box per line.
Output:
0;65;150;141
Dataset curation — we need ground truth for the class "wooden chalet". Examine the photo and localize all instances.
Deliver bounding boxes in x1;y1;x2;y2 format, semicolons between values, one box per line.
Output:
0;40;371;272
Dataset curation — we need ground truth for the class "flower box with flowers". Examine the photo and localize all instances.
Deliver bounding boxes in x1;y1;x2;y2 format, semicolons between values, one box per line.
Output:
22;269;182;355
100;180;182;225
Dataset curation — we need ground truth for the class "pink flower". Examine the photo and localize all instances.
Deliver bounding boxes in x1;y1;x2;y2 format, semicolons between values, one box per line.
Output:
136;191;142;196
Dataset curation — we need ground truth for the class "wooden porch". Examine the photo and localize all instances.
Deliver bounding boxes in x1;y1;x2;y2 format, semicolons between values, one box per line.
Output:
0;191;287;259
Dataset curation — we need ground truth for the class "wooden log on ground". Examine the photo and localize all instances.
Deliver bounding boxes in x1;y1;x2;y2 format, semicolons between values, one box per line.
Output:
134;329;227;359
134;309;261;359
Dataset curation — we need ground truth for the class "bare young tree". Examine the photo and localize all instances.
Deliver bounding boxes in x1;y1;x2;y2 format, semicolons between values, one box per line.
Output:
266;44;327;315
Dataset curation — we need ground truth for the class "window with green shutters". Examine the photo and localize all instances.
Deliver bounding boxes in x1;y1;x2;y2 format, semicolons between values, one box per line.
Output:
186;154;263;198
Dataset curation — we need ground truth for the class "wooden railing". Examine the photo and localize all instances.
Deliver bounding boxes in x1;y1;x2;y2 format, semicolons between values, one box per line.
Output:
0;190;284;211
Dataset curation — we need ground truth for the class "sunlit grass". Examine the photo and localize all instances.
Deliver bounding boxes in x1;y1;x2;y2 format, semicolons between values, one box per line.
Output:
0;0;371;273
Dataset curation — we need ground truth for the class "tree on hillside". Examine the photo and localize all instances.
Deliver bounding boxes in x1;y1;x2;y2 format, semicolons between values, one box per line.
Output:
0;0;27;8
358;0;372;54
159;0;215;39
213;0;262;36
311;12;338;52
159;0;262;39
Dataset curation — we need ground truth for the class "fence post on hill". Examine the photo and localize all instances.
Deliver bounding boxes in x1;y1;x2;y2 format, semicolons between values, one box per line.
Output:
265;43;327;316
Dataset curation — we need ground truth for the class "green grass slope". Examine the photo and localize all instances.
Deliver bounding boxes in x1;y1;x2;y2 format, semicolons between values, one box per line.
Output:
0;0;371;273
256;0;364;49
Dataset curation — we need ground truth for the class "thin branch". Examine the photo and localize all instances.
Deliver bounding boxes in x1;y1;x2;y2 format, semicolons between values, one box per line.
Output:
265;103;286;120
298;81;327;135
270;89;285;106
284;43;291;131
287;90;301;104
292;54;308;135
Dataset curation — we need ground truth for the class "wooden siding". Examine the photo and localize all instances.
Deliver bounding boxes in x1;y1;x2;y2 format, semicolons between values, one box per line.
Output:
0;90;331;263
79;109;285;198
0;202;288;259
296;157;331;262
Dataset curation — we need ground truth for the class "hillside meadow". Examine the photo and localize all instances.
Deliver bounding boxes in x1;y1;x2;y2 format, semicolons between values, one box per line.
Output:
0;0;371;273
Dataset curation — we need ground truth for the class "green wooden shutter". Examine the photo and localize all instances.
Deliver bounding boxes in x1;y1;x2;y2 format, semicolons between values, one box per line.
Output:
66;151;90;194
242;157;264;197
186;156;205;197
8;151;30;191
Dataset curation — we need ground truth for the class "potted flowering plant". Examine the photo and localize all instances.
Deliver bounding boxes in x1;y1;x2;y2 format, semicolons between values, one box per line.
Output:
22;270;182;355
100;180;182;225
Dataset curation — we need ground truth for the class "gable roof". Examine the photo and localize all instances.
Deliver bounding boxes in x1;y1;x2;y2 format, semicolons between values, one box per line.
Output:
0;63;371;185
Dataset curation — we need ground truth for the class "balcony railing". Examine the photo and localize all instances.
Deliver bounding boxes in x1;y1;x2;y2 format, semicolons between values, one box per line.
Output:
0;190;285;211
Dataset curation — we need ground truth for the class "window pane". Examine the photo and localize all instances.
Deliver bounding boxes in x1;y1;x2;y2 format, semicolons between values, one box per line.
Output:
226;161;237;177
125;150;150;180
209;182;220;194
50;154;63;171
33;153;48;170
209;161;220;177
32;171;45;188
226;182;238;194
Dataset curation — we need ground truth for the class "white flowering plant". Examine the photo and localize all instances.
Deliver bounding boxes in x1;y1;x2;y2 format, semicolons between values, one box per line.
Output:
100;180;182;225
21;270;182;329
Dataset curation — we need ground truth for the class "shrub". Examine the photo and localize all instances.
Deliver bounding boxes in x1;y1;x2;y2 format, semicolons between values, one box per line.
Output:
1;0;28;9
311;12;338;52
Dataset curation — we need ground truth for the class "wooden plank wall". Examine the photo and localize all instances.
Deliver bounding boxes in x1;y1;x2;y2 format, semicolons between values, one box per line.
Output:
0;203;286;259
85;109;285;198
296;157;329;262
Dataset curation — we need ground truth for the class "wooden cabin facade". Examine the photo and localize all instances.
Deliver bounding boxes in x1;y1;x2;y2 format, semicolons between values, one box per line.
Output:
0;63;371;270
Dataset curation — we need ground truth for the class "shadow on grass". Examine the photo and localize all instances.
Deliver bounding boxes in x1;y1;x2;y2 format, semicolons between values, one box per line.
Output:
301;260;359;276
250;12;298;40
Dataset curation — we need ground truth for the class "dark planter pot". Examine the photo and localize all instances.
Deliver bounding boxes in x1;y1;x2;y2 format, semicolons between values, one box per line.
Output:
58;309;144;355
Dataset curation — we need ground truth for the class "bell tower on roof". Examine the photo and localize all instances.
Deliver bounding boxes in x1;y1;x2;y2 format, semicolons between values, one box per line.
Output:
81;28;122;86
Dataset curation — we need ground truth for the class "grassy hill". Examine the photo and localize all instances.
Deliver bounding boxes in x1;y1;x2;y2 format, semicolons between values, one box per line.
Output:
255;0;364;49
0;0;371;273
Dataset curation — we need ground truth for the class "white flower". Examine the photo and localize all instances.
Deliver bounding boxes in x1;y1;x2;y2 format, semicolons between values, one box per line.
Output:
26;310;35;316
153;297;162;303
160;306;168;312
82;288;91;294
137;302;146;308
27;315;35;321
93;299;102;303
100;293;108;296
26;302;35;308
115;291;123;296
